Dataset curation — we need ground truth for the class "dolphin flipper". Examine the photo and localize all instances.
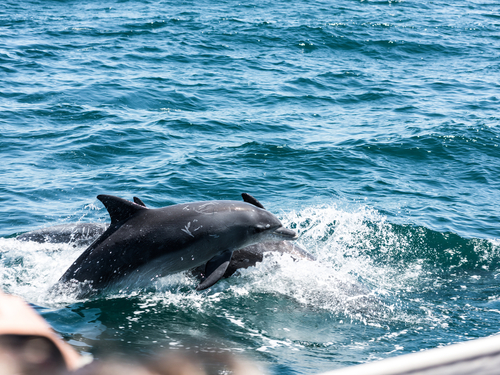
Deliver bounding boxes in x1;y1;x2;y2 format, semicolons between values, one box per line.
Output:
241;193;265;209
196;250;233;290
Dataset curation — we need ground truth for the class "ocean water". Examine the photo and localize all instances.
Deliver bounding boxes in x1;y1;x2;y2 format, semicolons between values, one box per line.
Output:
1;0;499;373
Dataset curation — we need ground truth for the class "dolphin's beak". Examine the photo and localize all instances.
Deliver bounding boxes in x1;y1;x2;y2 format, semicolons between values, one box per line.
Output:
273;227;298;240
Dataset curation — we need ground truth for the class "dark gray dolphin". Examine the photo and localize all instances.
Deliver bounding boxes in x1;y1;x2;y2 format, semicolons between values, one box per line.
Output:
17;223;314;279
17;195;315;283
54;194;297;297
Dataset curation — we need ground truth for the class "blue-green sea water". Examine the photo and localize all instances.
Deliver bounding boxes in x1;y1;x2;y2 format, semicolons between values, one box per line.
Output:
1;0;499;373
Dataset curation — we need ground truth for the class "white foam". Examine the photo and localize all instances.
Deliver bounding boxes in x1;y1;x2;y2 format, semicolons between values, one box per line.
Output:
0;202;422;325
0;238;85;306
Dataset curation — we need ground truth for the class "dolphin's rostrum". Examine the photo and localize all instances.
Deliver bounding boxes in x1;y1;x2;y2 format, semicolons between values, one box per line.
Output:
54;194;297;297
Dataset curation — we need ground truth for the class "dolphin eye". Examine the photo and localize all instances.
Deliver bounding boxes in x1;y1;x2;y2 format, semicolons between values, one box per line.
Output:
254;225;266;234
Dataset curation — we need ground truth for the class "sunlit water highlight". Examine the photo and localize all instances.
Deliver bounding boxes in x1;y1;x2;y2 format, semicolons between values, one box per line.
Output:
2;203;499;373
1;0;500;373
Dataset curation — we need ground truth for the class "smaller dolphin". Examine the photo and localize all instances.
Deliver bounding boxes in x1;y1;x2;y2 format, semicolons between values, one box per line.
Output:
16;223;108;247
192;240;315;280
54;194;297;297
190;194;315;279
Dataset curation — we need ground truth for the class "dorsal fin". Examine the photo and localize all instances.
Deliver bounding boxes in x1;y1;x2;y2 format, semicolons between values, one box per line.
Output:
97;195;147;225
241;193;265;209
133;196;147;207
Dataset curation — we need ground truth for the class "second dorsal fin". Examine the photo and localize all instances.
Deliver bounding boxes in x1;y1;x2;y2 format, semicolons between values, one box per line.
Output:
97;195;147;225
241;193;265;209
133;196;147;207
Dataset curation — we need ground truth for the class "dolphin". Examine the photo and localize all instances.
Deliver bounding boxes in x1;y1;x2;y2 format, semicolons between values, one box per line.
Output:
53;194;297;297
17;195;315;282
16;223;108;247
189;194;315;279
16;223;314;279
192;240;315;280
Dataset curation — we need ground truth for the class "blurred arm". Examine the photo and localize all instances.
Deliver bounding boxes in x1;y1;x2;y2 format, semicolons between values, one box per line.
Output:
0;290;83;371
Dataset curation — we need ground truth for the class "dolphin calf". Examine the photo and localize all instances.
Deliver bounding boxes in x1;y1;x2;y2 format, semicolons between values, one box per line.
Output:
16;223;108;247
192;240;315;280
189;194;315;279
53;194;297;297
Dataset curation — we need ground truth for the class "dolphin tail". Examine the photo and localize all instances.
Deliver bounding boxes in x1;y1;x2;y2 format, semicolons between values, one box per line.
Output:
196;250;233;290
